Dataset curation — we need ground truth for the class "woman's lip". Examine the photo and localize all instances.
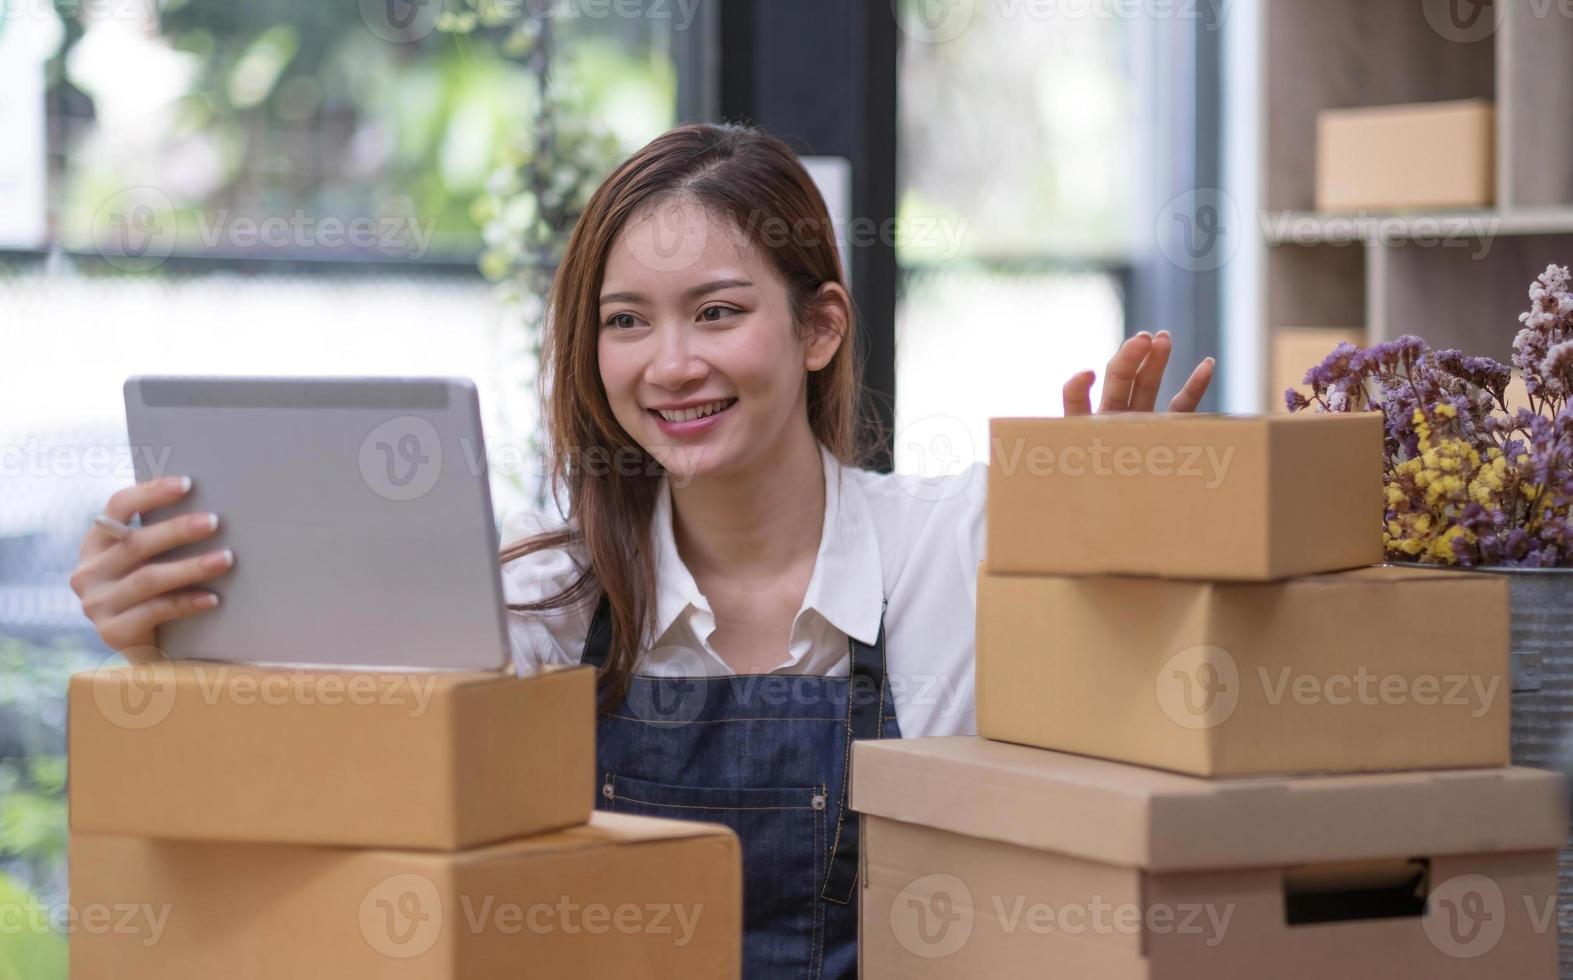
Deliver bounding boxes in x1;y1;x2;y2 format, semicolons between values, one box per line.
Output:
648;400;735;438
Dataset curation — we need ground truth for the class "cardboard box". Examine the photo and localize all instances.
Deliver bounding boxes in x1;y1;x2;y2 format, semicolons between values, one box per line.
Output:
976;564;1510;777
70;811;741;979
69;661;595;849
853;737;1565;979
1272;328;1367;412
1508;370;1533;415
986;413;1384;580
1317;99;1495;212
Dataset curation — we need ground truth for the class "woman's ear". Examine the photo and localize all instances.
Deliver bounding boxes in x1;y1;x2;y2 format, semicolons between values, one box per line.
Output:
803;282;850;372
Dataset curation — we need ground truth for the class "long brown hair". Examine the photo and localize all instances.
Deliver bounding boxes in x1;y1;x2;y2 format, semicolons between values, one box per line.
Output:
500;122;875;711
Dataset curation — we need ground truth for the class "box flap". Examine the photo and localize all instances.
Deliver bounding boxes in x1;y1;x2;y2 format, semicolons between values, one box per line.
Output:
1292;564;1500;586
74;660;519;692
851;738;1567;872
442;812;737;866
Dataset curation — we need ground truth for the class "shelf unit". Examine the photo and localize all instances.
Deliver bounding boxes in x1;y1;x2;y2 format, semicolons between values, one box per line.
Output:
1255;0;1573;406
1255;5;1573;973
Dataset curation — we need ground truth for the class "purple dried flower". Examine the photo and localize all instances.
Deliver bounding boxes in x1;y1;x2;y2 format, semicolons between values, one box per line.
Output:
1542;340;1573;395
1434;349;1512;399
1514;265;1573;408
1289;267;1573;567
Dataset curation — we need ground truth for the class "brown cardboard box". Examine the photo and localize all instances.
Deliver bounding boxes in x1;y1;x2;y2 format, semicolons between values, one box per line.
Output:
853;737;1565;979
1272;328;1367;412
1316;99;1495;212
976;564;1510;777
70;811;742;979
1508;370;1533;414
69;661;595;849
985;413;1384;580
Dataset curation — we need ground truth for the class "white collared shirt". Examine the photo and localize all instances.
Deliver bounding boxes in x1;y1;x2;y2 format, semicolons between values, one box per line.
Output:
499;442;986;738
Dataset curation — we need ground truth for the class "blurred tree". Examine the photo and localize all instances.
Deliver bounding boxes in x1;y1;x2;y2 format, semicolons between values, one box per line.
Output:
0;872;67;980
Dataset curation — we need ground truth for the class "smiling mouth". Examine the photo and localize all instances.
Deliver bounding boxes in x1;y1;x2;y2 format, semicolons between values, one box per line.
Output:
651;398;738;423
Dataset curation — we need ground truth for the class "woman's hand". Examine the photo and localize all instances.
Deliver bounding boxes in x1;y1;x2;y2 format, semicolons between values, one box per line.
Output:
1062;330;1215;415
69;477;233;663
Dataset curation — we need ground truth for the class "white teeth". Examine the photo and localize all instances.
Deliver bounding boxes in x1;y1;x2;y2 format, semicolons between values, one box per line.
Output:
657;399;734;423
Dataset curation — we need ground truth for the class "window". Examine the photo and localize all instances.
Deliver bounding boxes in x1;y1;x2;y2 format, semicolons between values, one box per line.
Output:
894;3;1220;468
0;5;686;972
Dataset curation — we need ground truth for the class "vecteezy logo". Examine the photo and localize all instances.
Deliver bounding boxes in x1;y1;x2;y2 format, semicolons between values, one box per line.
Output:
359;0;440;41
1425;874;1506;959
890;874;973;959
91;187;178;273
623;198;711;275
891;0;975;44
893;414;977;502
360;874;443;958
1156;188;1241;273
89;654;178;730
624;644;711;725
1421;0;1505;44
1155;645;1240;731
359;416;442;501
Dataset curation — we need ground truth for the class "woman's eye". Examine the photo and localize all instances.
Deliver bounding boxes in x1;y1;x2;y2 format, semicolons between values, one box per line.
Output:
700;305;737;322
606;312;638;329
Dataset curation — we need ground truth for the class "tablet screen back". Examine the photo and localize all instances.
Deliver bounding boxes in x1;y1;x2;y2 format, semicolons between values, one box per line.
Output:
124;376;510;671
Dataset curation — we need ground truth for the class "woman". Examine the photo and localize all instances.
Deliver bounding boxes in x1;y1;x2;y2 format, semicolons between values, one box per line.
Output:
72;123;1213;977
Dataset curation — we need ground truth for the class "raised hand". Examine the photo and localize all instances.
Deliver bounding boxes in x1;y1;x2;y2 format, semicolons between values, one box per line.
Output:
1062;330;1214;415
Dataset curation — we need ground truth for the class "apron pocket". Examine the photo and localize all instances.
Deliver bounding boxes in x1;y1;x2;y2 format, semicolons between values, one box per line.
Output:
600;771;829;977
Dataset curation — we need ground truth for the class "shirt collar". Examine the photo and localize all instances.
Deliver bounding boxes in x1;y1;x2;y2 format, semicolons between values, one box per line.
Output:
649;441;885;649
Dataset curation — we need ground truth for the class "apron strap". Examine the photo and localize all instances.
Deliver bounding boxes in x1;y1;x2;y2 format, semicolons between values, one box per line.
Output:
820;596;891;905
581;591;614;670
582;587;892;907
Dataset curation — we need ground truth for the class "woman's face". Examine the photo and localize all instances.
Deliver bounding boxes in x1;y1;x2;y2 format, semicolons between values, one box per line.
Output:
597;195;842;485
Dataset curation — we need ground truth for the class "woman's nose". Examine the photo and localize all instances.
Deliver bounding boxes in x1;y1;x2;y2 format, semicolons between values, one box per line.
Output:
644;323;707;389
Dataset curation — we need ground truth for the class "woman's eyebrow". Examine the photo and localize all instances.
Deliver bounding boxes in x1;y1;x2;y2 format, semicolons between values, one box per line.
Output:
683;278;754;299
598;290;645;305
598;278;755;305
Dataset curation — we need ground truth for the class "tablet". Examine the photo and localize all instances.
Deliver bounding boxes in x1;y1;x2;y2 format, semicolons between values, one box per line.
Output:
123;375;511;672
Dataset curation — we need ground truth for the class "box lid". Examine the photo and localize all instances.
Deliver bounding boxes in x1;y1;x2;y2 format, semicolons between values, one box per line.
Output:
851;737;1567;872
1320;98;1493;123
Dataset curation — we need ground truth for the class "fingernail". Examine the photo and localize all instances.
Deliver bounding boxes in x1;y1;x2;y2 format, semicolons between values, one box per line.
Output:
206;512;219;531
198;592;220;608
1205;357;1216;365
167;476;191;493
1157;329;1171;338
1135;331;1153;339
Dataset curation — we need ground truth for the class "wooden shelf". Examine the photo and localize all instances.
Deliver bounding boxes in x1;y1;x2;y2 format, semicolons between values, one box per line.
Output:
1254;0;1573;408
1262;209;1573;246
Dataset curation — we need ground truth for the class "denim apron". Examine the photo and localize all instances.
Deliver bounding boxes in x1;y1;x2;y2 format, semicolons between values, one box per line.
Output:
580;592;903;979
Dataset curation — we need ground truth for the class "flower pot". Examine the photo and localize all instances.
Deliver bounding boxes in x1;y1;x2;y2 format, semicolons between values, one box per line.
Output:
1393;562;1573;975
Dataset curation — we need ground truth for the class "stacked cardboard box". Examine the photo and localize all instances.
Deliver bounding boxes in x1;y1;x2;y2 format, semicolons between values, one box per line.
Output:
1316;99;1495;212
854;413;1568;977
67;660;742;978
1271;328;1366;413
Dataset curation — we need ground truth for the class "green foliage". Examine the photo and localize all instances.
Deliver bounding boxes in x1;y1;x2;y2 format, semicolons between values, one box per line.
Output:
0;759;68;871
0;873;67;980
0;635;92;980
